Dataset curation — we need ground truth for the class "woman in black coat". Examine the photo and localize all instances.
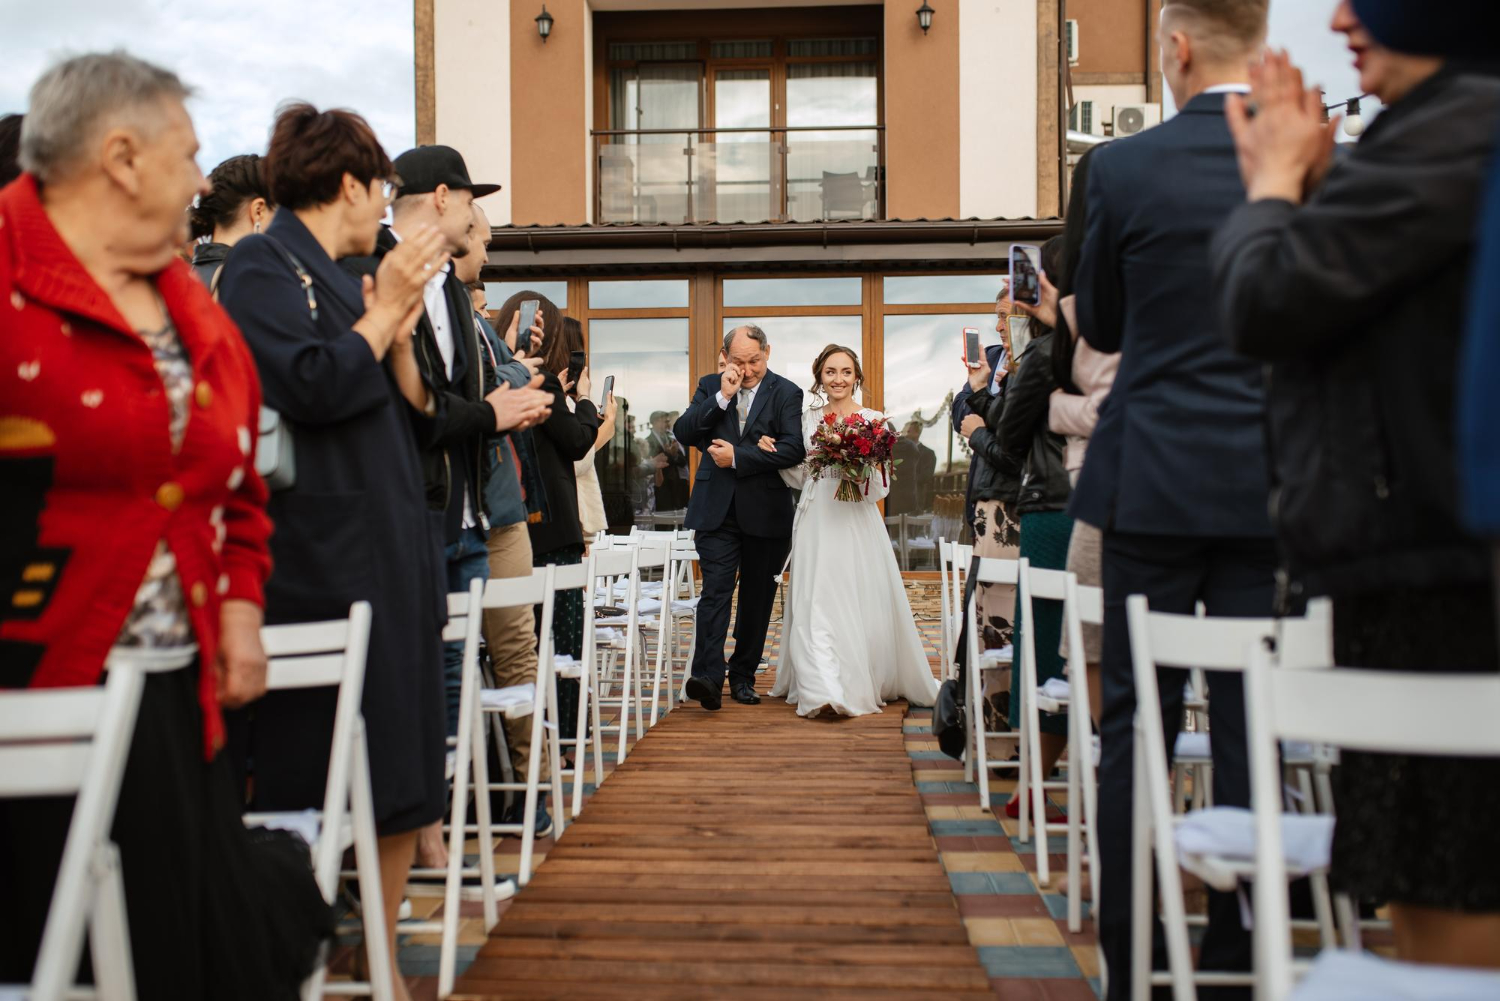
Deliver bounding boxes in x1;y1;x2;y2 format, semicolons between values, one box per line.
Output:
497;291;600;738
1212;22;1500;963
217;103;449;1000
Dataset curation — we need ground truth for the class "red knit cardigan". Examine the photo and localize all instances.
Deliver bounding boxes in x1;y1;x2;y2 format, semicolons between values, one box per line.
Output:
0;176;272;757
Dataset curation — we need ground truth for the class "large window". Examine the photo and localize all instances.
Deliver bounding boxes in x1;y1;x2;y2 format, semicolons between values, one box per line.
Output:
881;275;1007;561
595;18;883;223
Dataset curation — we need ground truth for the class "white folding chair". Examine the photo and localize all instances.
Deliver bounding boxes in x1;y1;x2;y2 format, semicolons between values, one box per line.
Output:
0;653;150;1001
468;565;568;888
938;539;973;682
1047;574;1104;932
1246;643;1500;1001
589;541;651;766
963;556;1026;827
395;581;505;999
1125;598;1336;1000
249;602;393;1001
569;548;638;818
622;532;680;726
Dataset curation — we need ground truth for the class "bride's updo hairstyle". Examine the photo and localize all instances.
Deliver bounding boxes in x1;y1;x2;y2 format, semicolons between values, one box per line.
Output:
811;343;864;396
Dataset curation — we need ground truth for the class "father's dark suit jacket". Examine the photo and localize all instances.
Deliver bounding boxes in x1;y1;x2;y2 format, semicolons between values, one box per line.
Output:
1070;91;1272;539
674;370;805;538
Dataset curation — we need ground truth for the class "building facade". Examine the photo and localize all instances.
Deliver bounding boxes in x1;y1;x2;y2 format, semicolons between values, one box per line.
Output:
419;0;1159;544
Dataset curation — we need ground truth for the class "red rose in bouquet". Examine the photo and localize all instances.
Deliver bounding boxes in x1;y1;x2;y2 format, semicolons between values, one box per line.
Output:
806;410;901;501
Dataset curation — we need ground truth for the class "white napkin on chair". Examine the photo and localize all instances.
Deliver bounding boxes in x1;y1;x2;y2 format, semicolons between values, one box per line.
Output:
1173;806;1334;874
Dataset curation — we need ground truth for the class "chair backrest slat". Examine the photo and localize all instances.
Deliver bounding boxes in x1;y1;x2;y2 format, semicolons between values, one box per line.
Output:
1070;582;1103;625
592;550;636;577
483;573;550;608
1268;666;1500;756
0;744;95;796
971;556;1019;586
1137;604;1277;670
551;562;589;590
1023;564;1071;601
260;618;352;658
0;688;105;743
265;653;348;690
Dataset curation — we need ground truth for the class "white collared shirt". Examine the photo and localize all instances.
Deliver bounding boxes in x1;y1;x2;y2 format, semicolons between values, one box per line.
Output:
392;227;473;527
1202;84;1252;95
716;380;761;416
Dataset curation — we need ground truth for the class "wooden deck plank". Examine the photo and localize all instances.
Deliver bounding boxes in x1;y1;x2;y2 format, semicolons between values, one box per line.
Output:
454;670;987;999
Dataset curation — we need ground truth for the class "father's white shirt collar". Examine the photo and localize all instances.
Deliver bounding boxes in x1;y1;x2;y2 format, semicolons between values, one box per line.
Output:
1202;83;1251;95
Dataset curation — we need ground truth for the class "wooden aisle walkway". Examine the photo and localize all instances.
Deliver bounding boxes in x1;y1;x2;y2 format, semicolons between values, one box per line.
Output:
453;672;992;1000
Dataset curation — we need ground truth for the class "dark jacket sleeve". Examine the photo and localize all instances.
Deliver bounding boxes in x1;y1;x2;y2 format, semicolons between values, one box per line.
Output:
1075;147;1125;355
972;335;1057;475
732;380;806;476
535;371;600;462
1212;142;1488;361
219;239;390;426
674;378;722;448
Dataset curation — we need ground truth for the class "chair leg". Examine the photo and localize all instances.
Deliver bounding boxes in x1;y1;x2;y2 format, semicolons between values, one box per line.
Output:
571;662;591;820
590;657;607;794
1066;708;1083;933
1129;735;1154;1001
437;656;478;999
547;672;568;840
91;841;136;1001
350;725;395;1001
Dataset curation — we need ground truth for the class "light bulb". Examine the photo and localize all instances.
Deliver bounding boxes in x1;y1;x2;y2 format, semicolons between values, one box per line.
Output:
1344;115;1365;137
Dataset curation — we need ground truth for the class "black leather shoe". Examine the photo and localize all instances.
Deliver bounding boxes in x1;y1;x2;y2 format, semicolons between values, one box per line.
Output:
684;675;722;711
729;682;761;705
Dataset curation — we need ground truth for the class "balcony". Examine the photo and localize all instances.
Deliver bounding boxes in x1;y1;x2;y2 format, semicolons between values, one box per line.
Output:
593;126;884;226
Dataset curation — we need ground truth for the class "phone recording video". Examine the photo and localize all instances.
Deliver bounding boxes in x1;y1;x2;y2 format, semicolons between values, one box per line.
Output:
517;299;540;353
600;374;615;409
962;327;983;369
1010;244;1042;306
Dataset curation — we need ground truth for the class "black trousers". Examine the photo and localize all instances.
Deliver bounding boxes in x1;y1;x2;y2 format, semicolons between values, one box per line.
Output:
1096;531;1276;1000
690;503;790;690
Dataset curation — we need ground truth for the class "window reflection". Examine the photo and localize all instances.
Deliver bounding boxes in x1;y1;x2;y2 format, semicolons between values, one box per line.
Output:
588;279;690;309
589;318;691;529
883;274;1006;306
484;280;567;309
723;277;861;307
882;312;1000;563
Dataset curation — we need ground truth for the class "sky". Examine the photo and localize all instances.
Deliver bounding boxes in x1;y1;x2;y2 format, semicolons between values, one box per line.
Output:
1173;0;1382;133
0;0;1373;173
0;0;417;173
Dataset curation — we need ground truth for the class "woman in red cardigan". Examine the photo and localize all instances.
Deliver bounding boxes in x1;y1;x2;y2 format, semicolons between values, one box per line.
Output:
0;53;324;997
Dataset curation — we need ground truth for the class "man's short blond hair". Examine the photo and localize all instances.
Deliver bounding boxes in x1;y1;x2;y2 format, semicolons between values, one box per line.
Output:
1161;0;1268;64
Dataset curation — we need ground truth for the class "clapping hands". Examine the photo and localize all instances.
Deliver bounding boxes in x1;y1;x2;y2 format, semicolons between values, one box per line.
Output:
1225;49;1341;204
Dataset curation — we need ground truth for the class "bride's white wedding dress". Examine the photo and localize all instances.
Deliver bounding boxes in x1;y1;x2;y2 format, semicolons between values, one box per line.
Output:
770;402;941;718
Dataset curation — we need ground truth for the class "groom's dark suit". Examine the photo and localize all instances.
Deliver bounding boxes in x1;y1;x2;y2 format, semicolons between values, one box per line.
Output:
674;369;805;695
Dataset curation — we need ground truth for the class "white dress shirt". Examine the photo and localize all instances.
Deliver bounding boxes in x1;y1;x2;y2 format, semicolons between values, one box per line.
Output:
392;228;474;528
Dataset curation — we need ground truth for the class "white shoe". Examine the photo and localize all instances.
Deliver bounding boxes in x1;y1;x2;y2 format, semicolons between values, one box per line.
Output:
460;878;517;903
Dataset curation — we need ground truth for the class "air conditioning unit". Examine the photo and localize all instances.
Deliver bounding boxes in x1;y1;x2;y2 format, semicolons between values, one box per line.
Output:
1065;19;1080;65
1113;103;1162;137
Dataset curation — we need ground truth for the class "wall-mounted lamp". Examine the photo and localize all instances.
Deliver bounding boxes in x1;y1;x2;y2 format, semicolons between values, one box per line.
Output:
915;0;935;35
536;4;554;43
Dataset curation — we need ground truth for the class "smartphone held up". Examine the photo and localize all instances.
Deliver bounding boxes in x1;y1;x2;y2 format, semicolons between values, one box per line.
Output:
962;327;983;369
1009;244;1042;306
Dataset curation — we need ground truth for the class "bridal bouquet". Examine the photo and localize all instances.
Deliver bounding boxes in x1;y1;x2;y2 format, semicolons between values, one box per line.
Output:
807;411;901;502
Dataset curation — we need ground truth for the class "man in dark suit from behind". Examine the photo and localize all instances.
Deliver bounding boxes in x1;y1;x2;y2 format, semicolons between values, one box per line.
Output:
1070;2;1275;995
889;421;937;517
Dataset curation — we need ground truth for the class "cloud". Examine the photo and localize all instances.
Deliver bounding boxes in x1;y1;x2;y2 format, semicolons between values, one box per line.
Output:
0;0;415;171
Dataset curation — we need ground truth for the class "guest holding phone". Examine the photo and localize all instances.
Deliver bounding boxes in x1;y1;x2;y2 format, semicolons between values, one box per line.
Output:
500;291;600;744
563;317;616;542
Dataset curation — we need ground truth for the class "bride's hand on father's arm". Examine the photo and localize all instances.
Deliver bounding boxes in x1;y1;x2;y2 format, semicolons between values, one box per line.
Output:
757;435;777;454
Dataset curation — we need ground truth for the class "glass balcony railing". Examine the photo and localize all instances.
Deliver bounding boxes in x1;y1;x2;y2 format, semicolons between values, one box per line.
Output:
593;126;884;225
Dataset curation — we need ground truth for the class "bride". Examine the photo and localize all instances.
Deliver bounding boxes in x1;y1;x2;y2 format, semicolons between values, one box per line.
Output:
762;344;941;718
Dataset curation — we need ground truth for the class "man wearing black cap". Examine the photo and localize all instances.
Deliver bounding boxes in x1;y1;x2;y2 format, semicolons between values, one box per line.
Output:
344;144;549;869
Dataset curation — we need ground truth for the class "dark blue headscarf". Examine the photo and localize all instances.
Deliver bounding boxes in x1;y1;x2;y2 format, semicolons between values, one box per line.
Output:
1352;0;1500;59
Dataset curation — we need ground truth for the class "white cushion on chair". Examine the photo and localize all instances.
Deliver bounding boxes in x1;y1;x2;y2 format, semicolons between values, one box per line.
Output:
1292;949;1500;1000
979;645;1013;669
480;683;537;718
1173;806;1334;891
554;655;582;679
670;597;700;615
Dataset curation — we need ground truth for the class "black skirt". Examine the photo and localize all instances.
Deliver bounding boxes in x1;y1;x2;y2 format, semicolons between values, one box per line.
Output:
1329;582;1500;912
0;663;331;998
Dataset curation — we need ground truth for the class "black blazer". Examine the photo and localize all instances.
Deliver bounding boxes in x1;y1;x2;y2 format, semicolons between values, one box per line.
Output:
1213;69;1500;595
527;371;600;556
1070;92;1273;539
674;370;805;538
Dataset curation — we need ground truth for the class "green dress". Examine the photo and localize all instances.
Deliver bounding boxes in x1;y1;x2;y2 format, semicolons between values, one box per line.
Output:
1009;509;1072;736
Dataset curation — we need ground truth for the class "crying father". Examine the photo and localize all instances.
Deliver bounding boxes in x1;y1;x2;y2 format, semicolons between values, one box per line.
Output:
673;326;806;710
